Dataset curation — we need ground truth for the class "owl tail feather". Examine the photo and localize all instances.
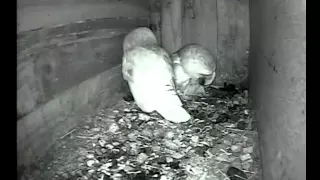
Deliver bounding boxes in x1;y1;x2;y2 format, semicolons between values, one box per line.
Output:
156;104;191;123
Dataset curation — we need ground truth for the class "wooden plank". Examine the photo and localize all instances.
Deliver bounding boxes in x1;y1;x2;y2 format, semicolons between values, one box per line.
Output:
182;0;218;57
17;34;123;117
17;0;150;32
18;18;149;54
17;66;127;166
161;0;183;53
216;0;250;84
149;0;162;44
17;18;149;118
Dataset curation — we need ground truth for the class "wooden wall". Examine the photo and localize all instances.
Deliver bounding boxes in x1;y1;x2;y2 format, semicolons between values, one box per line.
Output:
18;0;150;32
17;17;149;166
17;18;148;119
17;0;150;167
216;0;250;84
159;0;250;84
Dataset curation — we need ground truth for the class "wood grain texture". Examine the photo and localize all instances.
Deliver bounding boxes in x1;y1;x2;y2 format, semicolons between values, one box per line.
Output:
161;0;183;53
217;0;250;84
17;66;127;166
182;0;218;56
149;0;162;44
17;17;148;118
18;0;150;32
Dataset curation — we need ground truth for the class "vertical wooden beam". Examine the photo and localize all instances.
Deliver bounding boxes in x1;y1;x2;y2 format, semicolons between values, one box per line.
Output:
181;0;218;77
161;0;183;53
149;0;162;44
216;0;250;84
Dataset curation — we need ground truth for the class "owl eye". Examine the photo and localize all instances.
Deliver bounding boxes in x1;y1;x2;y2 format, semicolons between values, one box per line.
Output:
127;69;133;76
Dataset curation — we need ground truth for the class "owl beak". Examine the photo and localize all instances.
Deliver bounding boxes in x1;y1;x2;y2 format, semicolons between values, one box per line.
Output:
198;77;206;86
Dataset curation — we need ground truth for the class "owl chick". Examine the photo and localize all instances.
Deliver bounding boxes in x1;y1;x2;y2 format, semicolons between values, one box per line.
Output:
172;44;217;98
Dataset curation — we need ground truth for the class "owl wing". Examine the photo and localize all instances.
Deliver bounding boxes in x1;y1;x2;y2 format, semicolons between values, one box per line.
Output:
127;46;191;123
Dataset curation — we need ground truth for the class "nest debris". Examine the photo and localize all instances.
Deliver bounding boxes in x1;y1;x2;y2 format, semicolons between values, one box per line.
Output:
20;84;261;180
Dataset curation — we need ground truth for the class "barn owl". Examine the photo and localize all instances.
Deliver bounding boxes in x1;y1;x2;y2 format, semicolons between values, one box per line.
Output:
122;27;158;82
122;27;191;123
171;44;217;98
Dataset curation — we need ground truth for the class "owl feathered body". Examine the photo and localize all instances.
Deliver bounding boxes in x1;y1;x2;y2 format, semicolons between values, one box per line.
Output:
122;27;158;82
122;28;191;123
172;44;217;97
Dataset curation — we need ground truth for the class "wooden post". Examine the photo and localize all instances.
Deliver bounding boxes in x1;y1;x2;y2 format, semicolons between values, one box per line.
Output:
161;0;183;53
149;0;162;44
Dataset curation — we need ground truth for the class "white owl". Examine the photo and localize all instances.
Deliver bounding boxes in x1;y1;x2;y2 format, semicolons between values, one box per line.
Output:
122;27;191;123
172;44;217;98
122;27;158;82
